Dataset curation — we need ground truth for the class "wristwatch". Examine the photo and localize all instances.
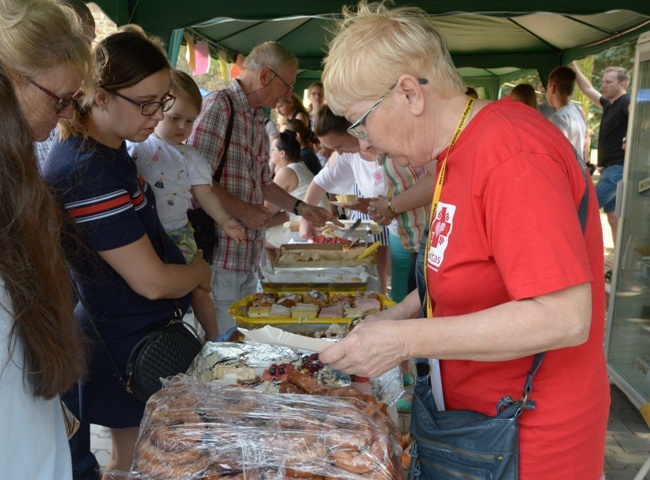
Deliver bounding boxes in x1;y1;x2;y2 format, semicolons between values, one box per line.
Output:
386;200;396;216
293;200;304;215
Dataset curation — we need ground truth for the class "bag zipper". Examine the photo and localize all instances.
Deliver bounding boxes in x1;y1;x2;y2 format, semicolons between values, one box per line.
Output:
418;457;486;480
413;436;504;462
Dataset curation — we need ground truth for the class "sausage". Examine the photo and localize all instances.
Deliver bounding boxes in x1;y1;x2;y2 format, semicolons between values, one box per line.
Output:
287;371;329;395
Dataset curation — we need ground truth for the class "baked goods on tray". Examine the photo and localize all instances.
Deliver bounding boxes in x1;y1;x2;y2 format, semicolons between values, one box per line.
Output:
245;290;386;320
131;378;402;480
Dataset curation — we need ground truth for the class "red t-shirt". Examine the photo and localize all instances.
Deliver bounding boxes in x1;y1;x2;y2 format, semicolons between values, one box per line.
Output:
426;97;609;479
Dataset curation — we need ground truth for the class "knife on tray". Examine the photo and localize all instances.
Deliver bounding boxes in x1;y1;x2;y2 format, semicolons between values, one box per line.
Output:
341;218;362;239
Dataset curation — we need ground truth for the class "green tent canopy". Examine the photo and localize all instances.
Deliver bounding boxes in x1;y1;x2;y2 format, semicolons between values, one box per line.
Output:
91;0;650;95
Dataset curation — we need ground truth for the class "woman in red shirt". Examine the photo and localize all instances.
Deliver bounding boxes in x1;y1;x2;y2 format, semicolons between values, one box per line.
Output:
319;3;609;479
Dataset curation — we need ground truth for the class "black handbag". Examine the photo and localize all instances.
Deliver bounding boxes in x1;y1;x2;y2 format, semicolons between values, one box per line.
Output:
85;300;203;403
408;354;543;480
187;93;235;263
124;311;203;402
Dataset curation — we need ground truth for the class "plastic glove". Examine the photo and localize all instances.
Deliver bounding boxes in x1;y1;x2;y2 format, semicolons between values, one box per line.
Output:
212;326;237;343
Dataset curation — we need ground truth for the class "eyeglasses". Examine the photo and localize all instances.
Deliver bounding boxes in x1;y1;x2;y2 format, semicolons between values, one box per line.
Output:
28;78;81;114
347;77;428;140
109;90;176;116
268;68;294;93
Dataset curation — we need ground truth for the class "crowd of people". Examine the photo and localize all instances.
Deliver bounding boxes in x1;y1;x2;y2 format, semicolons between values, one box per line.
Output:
0;0;629;479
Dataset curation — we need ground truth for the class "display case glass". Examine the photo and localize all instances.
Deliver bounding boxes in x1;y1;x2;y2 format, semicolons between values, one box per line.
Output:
605;31;650;408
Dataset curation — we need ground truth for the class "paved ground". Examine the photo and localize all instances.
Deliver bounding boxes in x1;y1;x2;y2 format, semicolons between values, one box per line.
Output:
606;385;650;479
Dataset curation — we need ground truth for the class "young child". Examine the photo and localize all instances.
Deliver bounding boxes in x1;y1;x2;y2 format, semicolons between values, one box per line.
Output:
127;69;245;341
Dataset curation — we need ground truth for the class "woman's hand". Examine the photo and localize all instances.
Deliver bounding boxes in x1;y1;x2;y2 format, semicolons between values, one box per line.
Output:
368;195;396;226
345;197;373;214
363;309;394;323
319;320;409;378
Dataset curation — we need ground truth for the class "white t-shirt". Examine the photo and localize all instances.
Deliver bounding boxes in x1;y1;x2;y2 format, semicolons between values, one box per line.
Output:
0;278;73;479
550;104;586;158
127;136;213;232
313;152;386;197
313;152;397;235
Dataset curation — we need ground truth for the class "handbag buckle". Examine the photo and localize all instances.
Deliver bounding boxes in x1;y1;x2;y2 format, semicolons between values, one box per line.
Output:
123;373;135;395
412;361;430;378
497;394;536;414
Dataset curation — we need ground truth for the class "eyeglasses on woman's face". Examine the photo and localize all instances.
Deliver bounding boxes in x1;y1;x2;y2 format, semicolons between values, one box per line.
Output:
28;78;81;115
347;77;428;141
109;90;176;116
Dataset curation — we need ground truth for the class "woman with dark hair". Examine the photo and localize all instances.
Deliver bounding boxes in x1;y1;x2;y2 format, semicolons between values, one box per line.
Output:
283;118;322;175
0;0;93;476
265;131;329;261
44;31;211;478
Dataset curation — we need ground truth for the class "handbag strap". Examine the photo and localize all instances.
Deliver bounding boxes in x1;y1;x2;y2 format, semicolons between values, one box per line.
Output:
518;352;545;412
75;282;129;389
212;92;235;185
415;353;545;414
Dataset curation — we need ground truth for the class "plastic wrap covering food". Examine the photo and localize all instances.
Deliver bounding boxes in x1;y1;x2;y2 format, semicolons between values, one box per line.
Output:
130;378;403;480
370;366;403;409
186;341;403;407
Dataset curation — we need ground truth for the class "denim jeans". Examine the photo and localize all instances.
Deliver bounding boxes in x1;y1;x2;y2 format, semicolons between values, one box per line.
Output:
595;164;623;213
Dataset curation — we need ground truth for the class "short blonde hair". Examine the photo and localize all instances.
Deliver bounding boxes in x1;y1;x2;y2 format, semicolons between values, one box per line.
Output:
0;0;93;90
322;1;465;115
243;41;296;74
171;69;202;113
604;66;629;84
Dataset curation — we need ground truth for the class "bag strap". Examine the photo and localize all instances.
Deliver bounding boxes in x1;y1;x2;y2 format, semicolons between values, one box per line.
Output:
575;146;590;235
415;353;544;414
75;282;129;390
213;92;235;185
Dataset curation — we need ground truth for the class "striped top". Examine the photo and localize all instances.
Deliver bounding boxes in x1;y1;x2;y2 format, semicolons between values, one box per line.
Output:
383;161;430;252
